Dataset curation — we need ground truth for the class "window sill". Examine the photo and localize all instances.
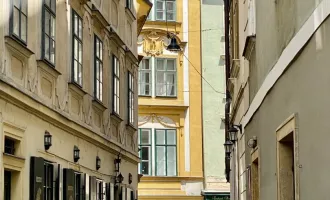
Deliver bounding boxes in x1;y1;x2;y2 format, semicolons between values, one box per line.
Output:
138;94;152;97
5;35;34;58
126;123;137;132
111;112;123;124
68;82;87;97
92;98;107;112
125;7;136;21
155;95;178;99
37;59;61;78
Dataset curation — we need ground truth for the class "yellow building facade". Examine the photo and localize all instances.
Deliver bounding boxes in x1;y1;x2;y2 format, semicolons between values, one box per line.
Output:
137;0;203;199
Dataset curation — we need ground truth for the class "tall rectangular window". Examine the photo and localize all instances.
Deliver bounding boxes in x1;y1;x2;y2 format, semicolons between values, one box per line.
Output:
138;129;152;175
126;0;133;10
94;36;103;101
72;10;83;86
155;0;176;21
156;58;176;97
44;161;54;200
128;72;134;125
11;0;27;43
138;59;151;96
42;0;56;65
113;56;120;114
4;171;11;200
155;129;177;176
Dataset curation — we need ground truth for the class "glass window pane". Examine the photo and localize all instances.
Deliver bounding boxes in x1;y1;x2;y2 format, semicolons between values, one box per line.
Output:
167;13;174;21
156;146;166;176
50;40;55;63
167;60;175;70
96;60;99;79
145;84;150;95
78;18;82;39
51;16;55;39
45;0;50;7
78;42;82;63
167;146;176;176
99;43;103;60
44;36;50;60
156;130;165;145
45;11;50;35
74;60;78;82
157;59;165;70
51;0;56;12
78;64;82;85
140;129;151;144
156;84;165;96
156;12;164;20
167;130;176;145
100;64;103;82
22;0;27;14
167;2;174;11
141;146;150;160
166;73;175;84
21;14;27;42
13;8;19;36
168;84;176;96
156;1;163;9
141;161;150;175
74;39;78;59
157;72;164;83
143;59;149;69
14;0;20;7
74;14;78;35
96;39;99;57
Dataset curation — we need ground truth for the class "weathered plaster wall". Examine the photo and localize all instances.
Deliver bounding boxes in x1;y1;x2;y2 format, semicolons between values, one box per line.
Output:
245;15;330;200
201;0;228;192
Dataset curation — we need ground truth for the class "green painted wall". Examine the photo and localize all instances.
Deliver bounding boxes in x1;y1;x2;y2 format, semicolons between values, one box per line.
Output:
201;0;227;190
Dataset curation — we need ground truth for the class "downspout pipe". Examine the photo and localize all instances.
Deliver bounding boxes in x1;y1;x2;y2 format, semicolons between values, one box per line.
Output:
224;0;231;182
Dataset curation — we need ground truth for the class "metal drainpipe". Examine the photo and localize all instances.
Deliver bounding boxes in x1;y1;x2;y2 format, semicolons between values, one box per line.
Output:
224;0;231;182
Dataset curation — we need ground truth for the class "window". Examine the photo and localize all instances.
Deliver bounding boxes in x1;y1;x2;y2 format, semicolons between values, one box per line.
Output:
155;129;177;176
74;173;81;200
138;59;151;96
4;137;15;155
94;36;103;101
72;10;83;86
156;0;176;21
42;0;56;65
126;0;133;10
156;58;177;97
128;72;134;125
44;161;54;200
11;0;27;43
96;179;104;200
113;56;120;114
138;129;177;176
138;129;152;175
4;171;11;200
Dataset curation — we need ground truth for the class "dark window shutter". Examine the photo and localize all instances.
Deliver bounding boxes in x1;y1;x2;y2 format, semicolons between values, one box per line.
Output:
90;176;97;200
53;164;60;200
80;173;86;200
131;190;134;200
63;168;75;200
30;157;44;200
106;183;110;200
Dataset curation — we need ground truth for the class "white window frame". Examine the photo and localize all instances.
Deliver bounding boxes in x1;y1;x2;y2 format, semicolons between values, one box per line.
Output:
138;58;152;96
155;0;176;21
113;56;120;115
72;10;83;86
155;58;177;97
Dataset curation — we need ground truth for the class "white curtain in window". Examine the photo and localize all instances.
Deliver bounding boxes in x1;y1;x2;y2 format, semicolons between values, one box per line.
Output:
156;146;166;176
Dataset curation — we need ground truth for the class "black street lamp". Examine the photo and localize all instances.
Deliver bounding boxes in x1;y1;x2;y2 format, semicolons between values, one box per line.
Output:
128;173;133;184
228;126;238;143
96;156;101;170
224;140;233;154
167;37;181;52
44;131;52;150
116;173;124;184
73;146;80;162
114;155;121;172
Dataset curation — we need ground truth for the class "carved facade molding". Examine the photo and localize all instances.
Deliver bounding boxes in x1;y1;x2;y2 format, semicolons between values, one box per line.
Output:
119;124;126;145
83;12;93;36
137;31;171;56
138;114;178;128
83;95;93;125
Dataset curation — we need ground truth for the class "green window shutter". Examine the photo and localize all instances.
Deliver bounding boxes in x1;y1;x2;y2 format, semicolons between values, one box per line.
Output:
63;168;75;200
30;157;44;200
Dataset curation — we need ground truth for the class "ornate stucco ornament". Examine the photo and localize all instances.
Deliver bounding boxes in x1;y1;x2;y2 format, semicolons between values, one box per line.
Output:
138;31;171;56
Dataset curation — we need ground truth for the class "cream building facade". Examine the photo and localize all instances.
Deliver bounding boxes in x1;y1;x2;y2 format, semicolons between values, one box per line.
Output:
137;0;204;200
0;0;148;199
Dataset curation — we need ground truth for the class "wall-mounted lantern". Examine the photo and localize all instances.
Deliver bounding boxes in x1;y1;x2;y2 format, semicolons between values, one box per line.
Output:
96;156;101;170
74;146;80;162
228;126;238;143
128;173;133;184
44;131;52;150
116;173;124;184
224;140;233;155
114;155;121;172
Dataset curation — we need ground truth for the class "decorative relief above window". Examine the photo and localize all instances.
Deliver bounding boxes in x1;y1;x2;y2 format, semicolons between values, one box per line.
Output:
137;31;172;56
138;114;178;128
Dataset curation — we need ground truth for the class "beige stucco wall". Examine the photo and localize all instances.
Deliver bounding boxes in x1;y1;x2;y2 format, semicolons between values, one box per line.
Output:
0;0;141;198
